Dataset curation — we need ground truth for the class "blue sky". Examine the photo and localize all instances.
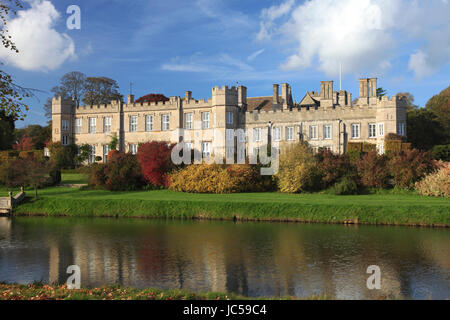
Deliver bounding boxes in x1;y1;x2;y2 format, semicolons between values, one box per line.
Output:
1;0;449;128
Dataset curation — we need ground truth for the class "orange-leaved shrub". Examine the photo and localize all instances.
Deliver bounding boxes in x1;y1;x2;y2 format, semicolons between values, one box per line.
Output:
415;162;449;197
388;149;436;189
168;163;271;193
316;150;357;189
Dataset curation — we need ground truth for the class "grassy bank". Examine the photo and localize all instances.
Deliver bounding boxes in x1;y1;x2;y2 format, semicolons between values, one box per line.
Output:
2;174;449;227
0;284;328;300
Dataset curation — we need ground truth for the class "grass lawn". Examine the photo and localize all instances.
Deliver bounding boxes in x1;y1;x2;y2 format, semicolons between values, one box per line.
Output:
59;173;88;185
0;283;328;300
2;173;449;226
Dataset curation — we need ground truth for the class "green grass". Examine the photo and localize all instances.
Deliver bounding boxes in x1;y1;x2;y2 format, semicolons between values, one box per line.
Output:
59;173;88;185
2;173;449;226
1;283;325;300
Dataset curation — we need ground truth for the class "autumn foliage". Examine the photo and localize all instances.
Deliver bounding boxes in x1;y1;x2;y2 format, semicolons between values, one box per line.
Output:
135;94;169;104
13;135;34;151
357;151;390;188
137;142;175;188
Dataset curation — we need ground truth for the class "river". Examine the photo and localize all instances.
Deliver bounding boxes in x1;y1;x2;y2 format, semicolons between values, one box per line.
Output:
0;217;448;299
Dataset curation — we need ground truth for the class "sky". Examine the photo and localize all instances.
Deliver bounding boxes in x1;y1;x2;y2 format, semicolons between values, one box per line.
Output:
1;0;449;128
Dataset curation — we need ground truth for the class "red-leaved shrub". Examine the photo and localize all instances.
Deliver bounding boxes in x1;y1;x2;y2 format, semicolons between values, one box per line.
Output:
357;151;390;188
316;150;357;189
388;149;436;189
137;142;176;188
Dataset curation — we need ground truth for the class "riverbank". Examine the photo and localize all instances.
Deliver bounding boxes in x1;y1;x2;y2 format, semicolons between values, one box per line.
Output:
0;284;328;300
7;186;449;227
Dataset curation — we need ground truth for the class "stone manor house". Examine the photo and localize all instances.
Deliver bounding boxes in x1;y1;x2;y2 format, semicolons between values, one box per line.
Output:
52;78;407;163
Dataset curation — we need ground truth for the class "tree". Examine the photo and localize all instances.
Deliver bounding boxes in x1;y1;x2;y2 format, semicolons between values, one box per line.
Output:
407;108;448;150
23;157;49;198
44;71;87;118
0;0;33;120
425;86;450;134
377;87;387;98
13;134;33;151
397;92;419;112
357;151;390;188
0;110;14;150
82;77;122;105
14;124;51;150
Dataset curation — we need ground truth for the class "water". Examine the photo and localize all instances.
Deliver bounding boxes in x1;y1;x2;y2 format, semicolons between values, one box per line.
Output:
0;217;449;299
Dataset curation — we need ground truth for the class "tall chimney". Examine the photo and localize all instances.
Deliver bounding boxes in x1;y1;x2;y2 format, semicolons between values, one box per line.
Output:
127;94;134;104
185;91;192;101
273;84;279;106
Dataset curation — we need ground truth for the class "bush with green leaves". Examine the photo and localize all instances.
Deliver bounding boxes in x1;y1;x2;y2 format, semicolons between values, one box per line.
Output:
332;176;359;195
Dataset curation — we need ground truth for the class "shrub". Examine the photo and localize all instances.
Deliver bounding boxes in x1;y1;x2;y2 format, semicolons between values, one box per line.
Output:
357;151;390;188
104;152;142;191
389;149;436;189
87;152;143;191
431;144;450;161
275;142;320;193
316;150;357;189
137;141;176;188
332;176;359;195
168;163;271;194
415;162;450;197
48;142;78;169
87;163;107;188
362;142;376;153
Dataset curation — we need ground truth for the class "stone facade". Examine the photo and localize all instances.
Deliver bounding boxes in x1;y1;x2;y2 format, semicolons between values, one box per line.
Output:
52;78;407;162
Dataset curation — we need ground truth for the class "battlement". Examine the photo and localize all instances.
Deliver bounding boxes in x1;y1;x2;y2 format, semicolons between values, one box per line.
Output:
212;85;239;94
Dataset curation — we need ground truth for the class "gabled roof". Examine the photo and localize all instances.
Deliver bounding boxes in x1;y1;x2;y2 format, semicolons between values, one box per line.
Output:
298;92;319;107
247;96;280;111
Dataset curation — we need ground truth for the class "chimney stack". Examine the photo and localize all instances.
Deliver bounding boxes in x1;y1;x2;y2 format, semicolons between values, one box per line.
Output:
185;91;192;101
273;84;279;106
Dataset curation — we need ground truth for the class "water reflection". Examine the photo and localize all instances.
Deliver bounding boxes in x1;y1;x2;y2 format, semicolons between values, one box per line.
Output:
0;217;449;299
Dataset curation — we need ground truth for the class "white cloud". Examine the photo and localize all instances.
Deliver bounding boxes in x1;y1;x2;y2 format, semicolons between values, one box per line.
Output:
0;0;76;71
248;49;265;61
258;0;450;78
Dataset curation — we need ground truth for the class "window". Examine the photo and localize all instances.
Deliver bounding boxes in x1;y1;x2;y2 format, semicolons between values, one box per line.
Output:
162;114;170;131
146;115;154;132
286;127;295;141
273;127;281;141
253;128;261;142
378;123;384;137
75;118;82;134
104;117;111;133
226;112;234;125
351;124;360;139
202;112;210;129
185;142;193;151
378;144;385;155
369;123;376;138
309;125;317;140
89;118;96;134
226;129;234;141
130;115;138;132
397;122;405;136
253;147;259;156
226;147;234;159
323;146;332;152
62;120;69;131
129;144;138;155
185;113;193;130
323;125;332;139
202;142;211;158
103;145;110;163
89;145;96;164
62;135;68;146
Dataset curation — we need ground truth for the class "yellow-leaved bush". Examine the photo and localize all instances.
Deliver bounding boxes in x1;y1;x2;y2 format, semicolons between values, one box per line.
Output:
168;163;274;193
274;142;321;193
415;162;450;197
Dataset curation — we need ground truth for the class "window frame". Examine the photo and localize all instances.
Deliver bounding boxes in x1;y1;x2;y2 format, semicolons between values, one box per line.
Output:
226;111;234;125
309;125;317;140
162;114;170;131
323;125;332;140
104;117;111;133
286;126;295;141
351;123;360;139
202;112;210;129
184;113;193;130
368;123;377;138
89;118;96;134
